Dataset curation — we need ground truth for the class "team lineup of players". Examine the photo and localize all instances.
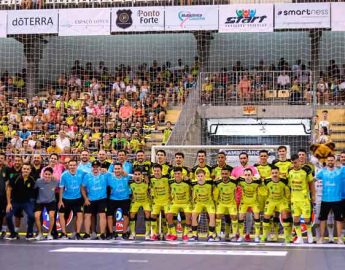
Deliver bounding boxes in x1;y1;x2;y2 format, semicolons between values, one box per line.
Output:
2;146;345;244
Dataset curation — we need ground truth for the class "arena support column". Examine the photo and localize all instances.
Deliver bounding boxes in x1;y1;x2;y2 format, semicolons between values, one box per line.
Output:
193;31;214;72
309;29;322;107
15;35;48;98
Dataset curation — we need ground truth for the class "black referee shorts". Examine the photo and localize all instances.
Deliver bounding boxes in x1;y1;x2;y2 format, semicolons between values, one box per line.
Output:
319;201;343;222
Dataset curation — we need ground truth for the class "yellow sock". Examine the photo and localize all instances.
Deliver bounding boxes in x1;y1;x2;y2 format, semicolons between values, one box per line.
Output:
162;218;168;235
295;226;302;238
130;221;136;235
239;222;244;237
307;224;312;234
254;222;261;237
170;225;177;236
216;218;222;236
151;219;158;235
225;223;231;235
145;220;151;235
283;222;290;241
262;221;270;239
231;220;238;235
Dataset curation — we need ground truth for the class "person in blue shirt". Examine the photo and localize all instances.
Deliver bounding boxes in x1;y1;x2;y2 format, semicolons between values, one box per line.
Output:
108;150;133;176
107;162;131;240
315;155;344;244
58;159;85;240
81;160;109;240
77;150;92;174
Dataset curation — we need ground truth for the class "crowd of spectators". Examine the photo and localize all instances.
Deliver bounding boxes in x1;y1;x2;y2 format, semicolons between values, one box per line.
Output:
0;58;198;160
201;59;345;105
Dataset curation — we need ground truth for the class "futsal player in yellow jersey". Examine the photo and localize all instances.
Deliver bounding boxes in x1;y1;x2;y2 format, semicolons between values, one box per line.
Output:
170;152;190;179
129;169;151;240
190;150;213;182
190;169;216;241
153;149;171;176
213;167;238;241
261;166;291;243
149;163;171;241
288;154;316;244
272;146;292;178
237;168;261;242
211;152;233;180
166;167;192;241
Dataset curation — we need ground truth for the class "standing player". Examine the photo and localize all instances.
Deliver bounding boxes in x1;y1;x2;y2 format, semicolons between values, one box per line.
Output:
315;155;344;244
107;163;131;240
170;152;190;179
149;163;170;240
108;150;133;175
58;159;85;239
166;167;192;241
77;150;92;174
34;167;59;240
81;160;109;240
128;169;151;240
190;169;216;241
288;154;315;244
212;152;233;180
213;167;238;241
272;146;292;178
237;168;261;242
154;150;171;175
191;150;213;182
261;167;291;243
133;150;152;182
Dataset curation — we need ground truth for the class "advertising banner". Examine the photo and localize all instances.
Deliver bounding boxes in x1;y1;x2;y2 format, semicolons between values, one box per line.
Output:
7;9;58;35
111;7;164;32
331;2;345;31
0;11;7;37
59;8;111;36
219;4;274;33
275;3;330;29
165;5;218;31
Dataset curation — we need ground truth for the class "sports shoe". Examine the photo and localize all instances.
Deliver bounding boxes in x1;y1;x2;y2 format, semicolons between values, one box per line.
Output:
60;233;68;240
189;235;198;241
116;235;123;240
35;233;44;241
260;236;267;243
207;235;215;242
214;236;221;242
91;232;98;240
230;234;239;242
129;233;136;240
69;232;76;240
6;233;19;240
271;234;278;242
47;234;54;240
182;235;189;241
0;231;6;239
267;233;272;242
144;233;151;241
26;233;35;240
122;232;130;240
99;234;106;240
166;234;177;241
329;236;335;243
317;238;325;244
337;238;344;245
82;233;91;240
293;236;304;244
254;236;260;243
150;234;159;241
307;231;314;244
244;234;251;242
237;236;244;242
106;233;113;240
75;233;82;240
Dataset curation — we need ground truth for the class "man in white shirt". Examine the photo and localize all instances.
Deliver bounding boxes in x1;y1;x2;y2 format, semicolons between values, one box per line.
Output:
56;131;70;151
277;72;291;89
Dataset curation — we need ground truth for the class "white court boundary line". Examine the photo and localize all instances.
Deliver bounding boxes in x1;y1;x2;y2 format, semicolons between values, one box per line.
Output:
50;247;288;257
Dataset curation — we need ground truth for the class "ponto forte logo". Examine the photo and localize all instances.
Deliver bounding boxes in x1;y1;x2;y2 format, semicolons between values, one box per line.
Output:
225;9;267;24
178;11;205;27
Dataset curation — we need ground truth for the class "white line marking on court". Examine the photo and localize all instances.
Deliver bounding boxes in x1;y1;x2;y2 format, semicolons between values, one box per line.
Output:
128;259;149;263
50;247;288;256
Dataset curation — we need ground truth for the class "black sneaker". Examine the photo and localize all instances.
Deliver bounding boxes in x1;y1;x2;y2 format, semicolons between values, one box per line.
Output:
113;232;118;239
99;233;106;240
82;233;91;240
75;233;82;240
122;232;130;240
0;231;6;239
59;233;68;240
106;232;113;240
26;233;35;240
6;232;19;240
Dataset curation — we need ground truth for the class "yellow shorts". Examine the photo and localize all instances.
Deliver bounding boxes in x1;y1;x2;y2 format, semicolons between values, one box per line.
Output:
291;200;311;218
130;201;151;213
216;203;238;216
264;199;289;216
168;203;193;215
239;202;260;214
151;201;170;215
192;202;216;214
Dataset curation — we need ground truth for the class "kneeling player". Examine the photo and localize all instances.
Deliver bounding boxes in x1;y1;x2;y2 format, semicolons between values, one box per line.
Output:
190;169;216;241
237;168;261;242
214;167;238;241
261;166;291;243
166;167;192;241
34;167;59;240
129;169;151;240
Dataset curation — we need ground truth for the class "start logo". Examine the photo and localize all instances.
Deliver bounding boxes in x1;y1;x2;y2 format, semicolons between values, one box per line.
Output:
226;9;267;24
